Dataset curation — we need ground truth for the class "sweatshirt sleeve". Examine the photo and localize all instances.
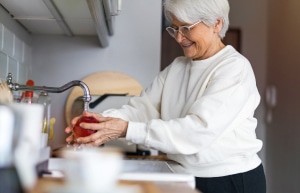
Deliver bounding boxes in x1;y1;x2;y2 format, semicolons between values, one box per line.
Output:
101;67;169;145
102;66;168;121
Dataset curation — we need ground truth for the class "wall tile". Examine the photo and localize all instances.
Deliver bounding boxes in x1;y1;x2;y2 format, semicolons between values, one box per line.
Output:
8;56;18;82
18;62;28;84
0;24;3;50
23;42;32;65
14;36;23;61
2;26;14;56
0;51;8;79
0;18;31;85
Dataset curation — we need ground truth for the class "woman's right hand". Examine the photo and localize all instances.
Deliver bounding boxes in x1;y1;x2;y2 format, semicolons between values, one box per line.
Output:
65;111;128;147
65;111;106;145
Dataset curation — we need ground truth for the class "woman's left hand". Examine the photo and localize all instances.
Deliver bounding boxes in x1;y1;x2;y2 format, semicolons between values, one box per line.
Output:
74;112;128;147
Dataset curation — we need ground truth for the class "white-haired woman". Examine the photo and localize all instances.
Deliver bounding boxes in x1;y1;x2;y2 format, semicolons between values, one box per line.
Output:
66;0;266;192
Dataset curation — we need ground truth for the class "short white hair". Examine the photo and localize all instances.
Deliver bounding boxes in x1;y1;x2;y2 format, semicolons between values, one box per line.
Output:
163;0;230;39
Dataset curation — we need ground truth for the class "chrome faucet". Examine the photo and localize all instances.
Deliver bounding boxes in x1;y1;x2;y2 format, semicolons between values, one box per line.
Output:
6;73;91;110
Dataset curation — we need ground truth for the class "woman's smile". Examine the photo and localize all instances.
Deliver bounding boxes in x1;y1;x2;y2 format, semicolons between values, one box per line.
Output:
180;40;198;58
181;42;194;48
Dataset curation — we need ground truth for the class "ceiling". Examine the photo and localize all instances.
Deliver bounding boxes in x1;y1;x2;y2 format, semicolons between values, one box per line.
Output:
0;0;117;47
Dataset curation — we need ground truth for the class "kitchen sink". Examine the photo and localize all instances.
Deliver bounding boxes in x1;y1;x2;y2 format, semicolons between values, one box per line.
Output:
47;158;195;188
121;160;174;173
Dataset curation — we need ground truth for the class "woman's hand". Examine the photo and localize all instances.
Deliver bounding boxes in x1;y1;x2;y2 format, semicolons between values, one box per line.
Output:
65;111;128;146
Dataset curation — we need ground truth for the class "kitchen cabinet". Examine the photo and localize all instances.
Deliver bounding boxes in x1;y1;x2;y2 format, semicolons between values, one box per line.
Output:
0;0;120;47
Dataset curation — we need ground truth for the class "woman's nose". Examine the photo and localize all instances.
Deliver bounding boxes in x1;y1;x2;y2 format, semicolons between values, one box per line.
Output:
174;32;185;43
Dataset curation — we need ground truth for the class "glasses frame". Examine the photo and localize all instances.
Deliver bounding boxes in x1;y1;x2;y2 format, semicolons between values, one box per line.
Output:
166;20;202;38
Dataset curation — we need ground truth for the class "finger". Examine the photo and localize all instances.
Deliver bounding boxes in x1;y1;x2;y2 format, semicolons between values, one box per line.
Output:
84;135;114;147
66;134;74;143
79;120;108;131
76;131;101;144
85;138;105;147
82;110;90;117
65;126;73;134
83;111;99;117
84;111;104;121
97;116;113;122
71;116;81;125
76;130;114;144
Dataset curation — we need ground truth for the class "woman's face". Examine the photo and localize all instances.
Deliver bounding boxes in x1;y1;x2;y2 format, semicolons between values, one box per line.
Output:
171;17;225;60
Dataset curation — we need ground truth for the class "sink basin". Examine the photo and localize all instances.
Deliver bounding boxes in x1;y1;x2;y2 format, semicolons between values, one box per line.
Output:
48;158;174;173
121;160;174;173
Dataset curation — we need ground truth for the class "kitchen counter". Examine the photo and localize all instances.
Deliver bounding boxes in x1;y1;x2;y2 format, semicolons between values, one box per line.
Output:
29;177;200;193
32;158;201;193
30;178;201;193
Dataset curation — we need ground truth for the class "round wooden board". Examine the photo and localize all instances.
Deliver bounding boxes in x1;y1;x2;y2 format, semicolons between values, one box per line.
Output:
64;71;143;125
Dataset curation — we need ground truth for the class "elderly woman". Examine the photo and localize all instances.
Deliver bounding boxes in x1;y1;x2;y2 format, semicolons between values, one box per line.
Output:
65;0;266;192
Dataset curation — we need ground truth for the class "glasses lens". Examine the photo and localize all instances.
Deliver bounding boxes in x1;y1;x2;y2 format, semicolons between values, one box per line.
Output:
166;27;176;38
180;26;190;36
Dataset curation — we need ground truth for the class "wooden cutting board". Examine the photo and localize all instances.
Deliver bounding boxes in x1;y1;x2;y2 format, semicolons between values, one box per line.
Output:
64;71;143;125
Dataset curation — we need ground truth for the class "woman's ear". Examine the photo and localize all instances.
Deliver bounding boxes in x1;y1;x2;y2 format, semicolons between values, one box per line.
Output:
214;18;223;33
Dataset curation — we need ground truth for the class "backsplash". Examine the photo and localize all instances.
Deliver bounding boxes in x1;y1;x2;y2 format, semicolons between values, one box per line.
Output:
0;22;31;84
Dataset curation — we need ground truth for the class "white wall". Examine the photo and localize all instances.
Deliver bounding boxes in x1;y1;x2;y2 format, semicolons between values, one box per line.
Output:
31;0;162;149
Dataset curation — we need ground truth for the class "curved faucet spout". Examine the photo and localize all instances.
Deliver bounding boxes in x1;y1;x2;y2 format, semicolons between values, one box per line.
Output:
40;80;91;104
6;73;91;110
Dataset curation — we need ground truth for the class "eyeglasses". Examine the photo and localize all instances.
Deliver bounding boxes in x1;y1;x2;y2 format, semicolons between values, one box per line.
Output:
166;20;202;38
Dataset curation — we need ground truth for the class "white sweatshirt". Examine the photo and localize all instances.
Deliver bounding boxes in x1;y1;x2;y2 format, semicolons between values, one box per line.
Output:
103;45;263;177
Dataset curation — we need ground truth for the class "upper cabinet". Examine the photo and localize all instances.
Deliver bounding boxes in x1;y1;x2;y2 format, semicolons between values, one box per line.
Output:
0;0;122;47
